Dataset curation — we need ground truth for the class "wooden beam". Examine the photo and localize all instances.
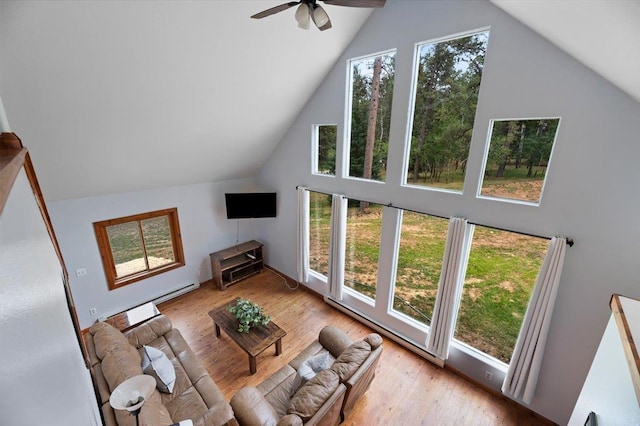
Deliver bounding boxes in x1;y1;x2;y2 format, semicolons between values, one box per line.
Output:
0;132;27;216
611;294;640;406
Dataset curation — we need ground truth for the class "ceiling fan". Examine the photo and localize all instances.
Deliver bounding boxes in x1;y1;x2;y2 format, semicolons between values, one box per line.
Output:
251;0;386;31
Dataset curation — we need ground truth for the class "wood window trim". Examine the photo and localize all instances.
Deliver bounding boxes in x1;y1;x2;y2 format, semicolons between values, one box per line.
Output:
93;208;185;290
0;133;28;216
1;132;88;365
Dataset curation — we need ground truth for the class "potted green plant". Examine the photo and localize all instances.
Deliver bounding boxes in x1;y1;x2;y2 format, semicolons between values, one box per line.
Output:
226;298;271;333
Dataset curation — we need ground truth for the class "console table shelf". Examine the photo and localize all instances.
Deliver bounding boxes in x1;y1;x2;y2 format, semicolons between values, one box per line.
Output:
210;240;264;290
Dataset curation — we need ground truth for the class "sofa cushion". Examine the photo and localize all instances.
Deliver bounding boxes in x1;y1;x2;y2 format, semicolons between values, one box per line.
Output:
288;341;325;371
287;369;340;421
89;321;143;392
142;345;176;393
292;352;333;392
125;314;173;349
330;340;371;382
262;370;297;418
113;389;173;426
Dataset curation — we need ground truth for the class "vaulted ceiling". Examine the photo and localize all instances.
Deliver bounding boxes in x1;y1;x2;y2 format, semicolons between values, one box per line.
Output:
1;1;638;202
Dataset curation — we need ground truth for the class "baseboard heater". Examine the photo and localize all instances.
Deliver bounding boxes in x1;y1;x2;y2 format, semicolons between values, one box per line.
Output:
323;296;444;368
151;282;199;306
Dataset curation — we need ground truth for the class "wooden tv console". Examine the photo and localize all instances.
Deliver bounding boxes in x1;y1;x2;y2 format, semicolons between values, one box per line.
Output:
209;240;264;290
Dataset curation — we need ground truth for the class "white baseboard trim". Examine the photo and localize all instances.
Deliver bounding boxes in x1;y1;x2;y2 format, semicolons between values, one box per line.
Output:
152;282;199;306
323;296;444;368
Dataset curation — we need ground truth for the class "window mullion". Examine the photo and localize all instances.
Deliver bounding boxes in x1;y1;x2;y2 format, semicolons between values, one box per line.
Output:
138;220;150;271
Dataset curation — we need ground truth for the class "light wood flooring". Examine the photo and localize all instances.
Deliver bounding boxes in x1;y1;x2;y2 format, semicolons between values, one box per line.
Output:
157;269;552;426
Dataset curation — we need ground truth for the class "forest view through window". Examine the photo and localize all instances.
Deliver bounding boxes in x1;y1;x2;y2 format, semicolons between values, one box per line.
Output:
348;51;396;182
480;118;560;203
314;124;337;176
405;30;489;191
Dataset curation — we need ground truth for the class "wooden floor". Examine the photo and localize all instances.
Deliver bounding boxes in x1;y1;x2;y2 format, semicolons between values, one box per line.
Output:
158;269;551;425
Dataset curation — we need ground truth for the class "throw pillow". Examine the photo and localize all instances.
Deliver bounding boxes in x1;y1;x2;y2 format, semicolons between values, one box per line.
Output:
330;340;371;382
287;369;340;421
141;345;176;393
292;352;332;392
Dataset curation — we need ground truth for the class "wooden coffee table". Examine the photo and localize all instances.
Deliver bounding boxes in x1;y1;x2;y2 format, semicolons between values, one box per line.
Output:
208;306;286;375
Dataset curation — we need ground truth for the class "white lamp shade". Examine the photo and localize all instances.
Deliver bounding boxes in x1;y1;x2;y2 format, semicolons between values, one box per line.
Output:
312;5;330;28
295;3;310;29
109;375;156;412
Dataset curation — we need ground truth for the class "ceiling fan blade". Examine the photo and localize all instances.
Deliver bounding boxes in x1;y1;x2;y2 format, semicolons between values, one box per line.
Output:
251;1;301;19
322;0;386;7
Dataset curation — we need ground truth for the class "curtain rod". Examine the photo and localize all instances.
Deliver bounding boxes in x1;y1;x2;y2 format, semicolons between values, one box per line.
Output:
296;186;574;247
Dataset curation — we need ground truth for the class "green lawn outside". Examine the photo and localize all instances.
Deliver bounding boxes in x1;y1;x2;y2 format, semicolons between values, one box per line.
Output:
107;216;174;271
308;183;548;364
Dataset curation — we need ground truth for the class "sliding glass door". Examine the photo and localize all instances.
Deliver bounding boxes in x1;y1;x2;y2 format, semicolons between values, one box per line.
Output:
343;200;384;303
308;191;331;278
391;211;449;328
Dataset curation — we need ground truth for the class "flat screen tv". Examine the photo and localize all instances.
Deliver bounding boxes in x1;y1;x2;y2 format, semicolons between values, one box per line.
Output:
225;192;277;219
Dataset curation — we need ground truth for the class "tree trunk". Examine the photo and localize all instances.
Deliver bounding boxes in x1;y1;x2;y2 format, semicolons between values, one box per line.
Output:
360;56;382;213
496;121;518;178
413;100;431;183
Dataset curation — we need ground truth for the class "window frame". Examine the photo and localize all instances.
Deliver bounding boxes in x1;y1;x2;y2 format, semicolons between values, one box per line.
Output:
312;124;338;177
93;207;185;290
344;48;397;183
401;28;490;194
476;117;562;206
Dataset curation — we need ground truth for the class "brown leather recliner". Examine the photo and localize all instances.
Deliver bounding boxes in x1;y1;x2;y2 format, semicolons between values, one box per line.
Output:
230;326;383;425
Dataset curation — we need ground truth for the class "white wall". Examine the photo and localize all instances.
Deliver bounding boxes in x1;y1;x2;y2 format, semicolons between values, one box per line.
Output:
48;177;277;328
568;309;640;425
0;170;101;425
257;1;640;424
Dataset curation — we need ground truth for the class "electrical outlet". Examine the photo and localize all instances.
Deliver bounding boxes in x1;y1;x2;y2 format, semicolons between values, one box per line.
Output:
89;308;97;316
198;269;202;276
76;268;87;277
484;371;493;381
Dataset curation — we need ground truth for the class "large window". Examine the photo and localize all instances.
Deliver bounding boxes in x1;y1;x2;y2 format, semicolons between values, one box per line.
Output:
304;26;566;379
347;51;396;182
309;191;332;277
392;211;449;326
454;226;547;363
479;118;560;204
344;200;384;301
405;30;489;191
94;208;185;290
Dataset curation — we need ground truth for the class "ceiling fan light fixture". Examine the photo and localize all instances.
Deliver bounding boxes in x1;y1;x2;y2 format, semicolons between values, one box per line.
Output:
295;3;311;30
311;5;330;28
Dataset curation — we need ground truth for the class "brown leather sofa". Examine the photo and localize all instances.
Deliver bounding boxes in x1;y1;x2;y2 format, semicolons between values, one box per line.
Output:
230;326;383;426
86;315;237;426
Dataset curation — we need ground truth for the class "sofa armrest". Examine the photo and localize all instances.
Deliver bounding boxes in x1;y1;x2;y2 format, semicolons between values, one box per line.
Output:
277;415;303;426
124;314;173;348
302;383;346;426
319;326;353;358
231;387;280;426
342;346;382;415
190;401;238;426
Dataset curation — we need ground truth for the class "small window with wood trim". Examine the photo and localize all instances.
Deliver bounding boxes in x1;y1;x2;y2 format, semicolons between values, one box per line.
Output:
93;208;185;290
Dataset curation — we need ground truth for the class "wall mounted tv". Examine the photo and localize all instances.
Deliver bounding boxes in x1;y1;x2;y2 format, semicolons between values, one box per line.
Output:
225;192;277;219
